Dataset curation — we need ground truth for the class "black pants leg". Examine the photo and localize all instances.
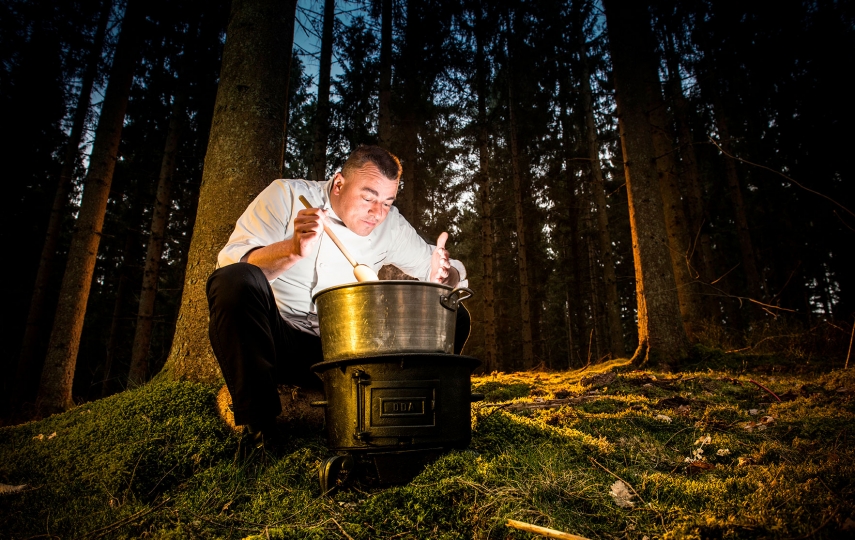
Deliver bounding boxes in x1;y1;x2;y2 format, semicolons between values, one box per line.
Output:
207;263;323;426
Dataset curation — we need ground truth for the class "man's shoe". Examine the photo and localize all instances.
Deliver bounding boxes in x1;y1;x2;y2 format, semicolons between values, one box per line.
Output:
243;418;276;450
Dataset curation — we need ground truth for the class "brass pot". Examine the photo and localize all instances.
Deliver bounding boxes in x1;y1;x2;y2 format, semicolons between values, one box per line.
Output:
312;281;473;361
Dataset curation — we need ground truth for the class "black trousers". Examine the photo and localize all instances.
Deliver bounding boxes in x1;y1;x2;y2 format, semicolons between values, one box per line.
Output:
207;262;471;426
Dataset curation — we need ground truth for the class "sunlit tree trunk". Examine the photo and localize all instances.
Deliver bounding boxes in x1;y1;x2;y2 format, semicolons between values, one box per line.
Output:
164;0;298;383
14;0;112;407
474;2;498;372
127;90;187;387
310;0;335;181
36;0;146;414
603;0;689;365
377;0;392;149
577;25;625;357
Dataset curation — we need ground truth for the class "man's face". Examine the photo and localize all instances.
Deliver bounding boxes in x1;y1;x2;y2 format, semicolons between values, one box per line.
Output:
329;163;399;236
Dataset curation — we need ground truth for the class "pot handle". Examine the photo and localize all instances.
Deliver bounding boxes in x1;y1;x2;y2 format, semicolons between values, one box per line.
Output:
440;286;474;311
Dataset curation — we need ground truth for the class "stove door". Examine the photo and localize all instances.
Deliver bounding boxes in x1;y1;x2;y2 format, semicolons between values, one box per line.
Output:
358;380;439;442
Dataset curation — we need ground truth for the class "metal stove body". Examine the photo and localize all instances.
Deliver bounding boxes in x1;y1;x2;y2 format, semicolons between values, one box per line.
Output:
311;352;482;492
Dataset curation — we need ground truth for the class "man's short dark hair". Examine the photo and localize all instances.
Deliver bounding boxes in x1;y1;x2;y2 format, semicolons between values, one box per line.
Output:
341;145;402;182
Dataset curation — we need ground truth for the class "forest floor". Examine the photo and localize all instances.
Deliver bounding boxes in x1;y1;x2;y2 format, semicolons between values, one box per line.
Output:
1;348;854;539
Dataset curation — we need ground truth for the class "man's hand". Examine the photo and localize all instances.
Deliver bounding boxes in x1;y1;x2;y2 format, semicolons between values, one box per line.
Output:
243;207;326;280
290;207;326;258
429;232;459;286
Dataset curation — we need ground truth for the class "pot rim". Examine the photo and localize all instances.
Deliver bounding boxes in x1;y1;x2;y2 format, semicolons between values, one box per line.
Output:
312;280;454;302
311;352;481;373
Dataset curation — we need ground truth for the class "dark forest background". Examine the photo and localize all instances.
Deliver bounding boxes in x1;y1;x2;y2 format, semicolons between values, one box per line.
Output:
2;0;853;418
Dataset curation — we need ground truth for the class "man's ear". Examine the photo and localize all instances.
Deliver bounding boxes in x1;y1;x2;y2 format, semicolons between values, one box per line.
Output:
332;172;344;193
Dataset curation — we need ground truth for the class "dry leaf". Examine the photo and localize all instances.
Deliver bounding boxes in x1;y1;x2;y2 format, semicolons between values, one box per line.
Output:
0;483;26;495
716;448;731;456
655;414;672;423
748;409;759;415
737;457;753;466
609;480;635;508
694;435;712;446
33;433;44;441
759;416;775;425
48;432;57;440
686;461;715;475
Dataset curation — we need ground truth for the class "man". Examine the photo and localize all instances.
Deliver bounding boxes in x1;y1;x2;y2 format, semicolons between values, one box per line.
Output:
206;145;469;441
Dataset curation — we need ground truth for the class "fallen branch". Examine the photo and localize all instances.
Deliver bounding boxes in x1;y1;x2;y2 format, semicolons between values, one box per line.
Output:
846;321;854;370
506;519;591;540
748;379;782;402
505;394;598;412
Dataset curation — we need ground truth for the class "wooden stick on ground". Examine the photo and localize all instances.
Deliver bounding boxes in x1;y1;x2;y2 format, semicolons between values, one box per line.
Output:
506;519;591;540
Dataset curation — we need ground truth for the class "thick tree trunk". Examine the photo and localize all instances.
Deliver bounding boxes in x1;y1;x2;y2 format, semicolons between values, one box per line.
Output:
127;90;187;387
646;74;705;340
662;33;716;298
36;0;145;414
164;0;297;383
507;77;535;369
577;29;625;357
14;0;112;407
603;0;689;365
377;0;392;149
474;5;498;373
310;0;335;181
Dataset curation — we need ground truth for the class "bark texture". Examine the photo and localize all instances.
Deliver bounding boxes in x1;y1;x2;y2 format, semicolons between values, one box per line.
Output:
14;0;112;406
164;0;297;383
127;90;187;387
646;70;705;340
36;0;145;414
603;0;689;365
663;32;716;301
310;0;335;181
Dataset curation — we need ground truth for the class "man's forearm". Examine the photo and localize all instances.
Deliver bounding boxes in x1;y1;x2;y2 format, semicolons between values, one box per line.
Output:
242;240;302;281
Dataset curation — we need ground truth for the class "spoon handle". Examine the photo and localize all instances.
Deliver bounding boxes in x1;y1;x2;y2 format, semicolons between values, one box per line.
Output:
298;195;358;268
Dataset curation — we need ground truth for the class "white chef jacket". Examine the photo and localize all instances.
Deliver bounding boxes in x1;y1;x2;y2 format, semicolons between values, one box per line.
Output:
218;178;468;335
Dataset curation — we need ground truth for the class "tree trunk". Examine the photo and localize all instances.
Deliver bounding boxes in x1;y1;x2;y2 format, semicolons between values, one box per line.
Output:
377;0;392;149
577;26;625;357
474;1;497;373
645;65;705;340
662;32;716;299
36;0;145;415
602;0;689;365
164;0;297;383
507;69;535;369
14;0;112;407
310;0;335;181
127;90;187;387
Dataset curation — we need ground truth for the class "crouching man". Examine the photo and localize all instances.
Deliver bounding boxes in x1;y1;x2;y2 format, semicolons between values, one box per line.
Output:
206;145;469;443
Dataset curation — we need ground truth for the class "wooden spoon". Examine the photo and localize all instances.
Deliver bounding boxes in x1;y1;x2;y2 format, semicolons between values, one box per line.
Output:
298;195;379;282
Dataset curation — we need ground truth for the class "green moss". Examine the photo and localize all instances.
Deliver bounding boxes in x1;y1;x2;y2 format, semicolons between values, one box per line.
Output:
2;368;853;539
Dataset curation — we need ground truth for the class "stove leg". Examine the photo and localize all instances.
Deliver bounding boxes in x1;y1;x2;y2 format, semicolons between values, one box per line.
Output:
319;454;354;495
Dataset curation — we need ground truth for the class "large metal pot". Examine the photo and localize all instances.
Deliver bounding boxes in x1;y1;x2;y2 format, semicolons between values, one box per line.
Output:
312;281;473;361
